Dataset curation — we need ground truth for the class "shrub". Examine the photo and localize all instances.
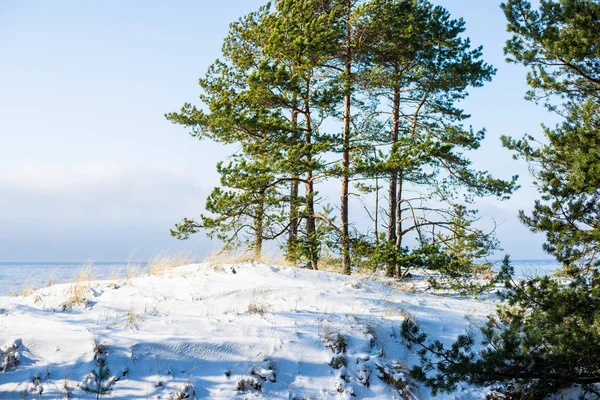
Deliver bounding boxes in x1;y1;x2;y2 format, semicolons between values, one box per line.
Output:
235;377;262;392
401;257;600;399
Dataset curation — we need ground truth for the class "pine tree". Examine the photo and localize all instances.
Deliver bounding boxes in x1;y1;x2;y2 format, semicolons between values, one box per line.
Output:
263;0;345;269
167;1;342;266
360;0;516;278
401;1;600;397
168;0;515;276
502;0;600;273
335;0;364;275
425;205;499;294
82;344;117;399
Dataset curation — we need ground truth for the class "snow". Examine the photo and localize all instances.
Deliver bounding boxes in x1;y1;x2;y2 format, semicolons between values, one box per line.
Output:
0;262;496;399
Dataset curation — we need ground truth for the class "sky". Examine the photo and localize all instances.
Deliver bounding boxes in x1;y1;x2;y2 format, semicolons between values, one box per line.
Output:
0;0;558;261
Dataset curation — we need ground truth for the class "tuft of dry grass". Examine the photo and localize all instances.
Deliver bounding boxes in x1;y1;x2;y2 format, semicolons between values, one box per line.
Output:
61;378;74;399
171;382;196;400
254;252;294;267
61;285;90;311
203;248;296;272
318;324;347;355
147;252;194;276
315;252;344;274
144;303;162;316
203;250;253;270
125;262;142;280
107;265;124;282
376;361;418;399
46;268;59;287
61;262;94;311
247;300;268;316
125;306;143;330
73;261;95;283
391;282;417;293
19;274;39;297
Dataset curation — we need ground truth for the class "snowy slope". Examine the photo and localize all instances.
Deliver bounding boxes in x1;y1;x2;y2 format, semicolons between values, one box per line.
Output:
0;263;495;399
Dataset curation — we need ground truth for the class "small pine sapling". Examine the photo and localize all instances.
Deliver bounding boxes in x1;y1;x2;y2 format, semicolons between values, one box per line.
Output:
81;342;118;399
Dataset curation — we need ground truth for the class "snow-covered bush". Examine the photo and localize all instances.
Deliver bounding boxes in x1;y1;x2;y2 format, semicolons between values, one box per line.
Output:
171;382;196;399
235;377;262;393
251;358;276;383
322;330;347;355
0;339;22;373
247;300;268;315
376;362;417;399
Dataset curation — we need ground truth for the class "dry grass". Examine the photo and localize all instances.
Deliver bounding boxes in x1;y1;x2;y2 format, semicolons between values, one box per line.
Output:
125;262;142;280
125;306;143;330
390;281;417;293
318;323;347;355
203;250;254;270
382;299;415;321
247;300;268;315
73;261;94;282
110;307;144;330
236;377;262;393
375;361;418;399
61;378;74;399
20;277;36;297
203;249;296;272
61;285;91;311
254;252;294;267
144;303;162;316
46;268;58;287
147;252;194;276
315;252;344;274
107;265;124;282
61;262;94;311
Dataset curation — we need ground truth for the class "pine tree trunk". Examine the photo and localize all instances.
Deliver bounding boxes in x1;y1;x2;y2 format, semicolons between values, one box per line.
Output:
386;84;400;277
305;174;317;270
305;94;318;270
395;169;404;278
341;88;351;275
340;0;352;276
374;175;379;243
254;192;265;261
287;105;300;262
288;177;299;257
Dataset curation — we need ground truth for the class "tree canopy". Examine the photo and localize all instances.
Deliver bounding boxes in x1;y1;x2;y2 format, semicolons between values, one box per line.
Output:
167;0;516;276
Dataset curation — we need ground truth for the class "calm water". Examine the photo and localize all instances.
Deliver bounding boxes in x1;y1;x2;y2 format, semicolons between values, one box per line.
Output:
0;261;149;297
490;258;561;278
0;259;561;297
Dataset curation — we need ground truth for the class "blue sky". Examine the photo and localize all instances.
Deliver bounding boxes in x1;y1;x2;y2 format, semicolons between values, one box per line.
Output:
0;1;557;261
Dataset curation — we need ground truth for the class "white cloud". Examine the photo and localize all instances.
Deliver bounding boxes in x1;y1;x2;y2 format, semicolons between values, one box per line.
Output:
0;160;215;260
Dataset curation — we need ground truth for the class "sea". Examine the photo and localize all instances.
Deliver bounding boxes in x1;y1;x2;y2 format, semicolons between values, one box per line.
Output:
0;261;149;297
0;259;561;297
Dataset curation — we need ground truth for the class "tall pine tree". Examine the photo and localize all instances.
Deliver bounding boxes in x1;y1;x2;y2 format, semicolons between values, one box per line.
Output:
401;1;600;397
361;0;516;278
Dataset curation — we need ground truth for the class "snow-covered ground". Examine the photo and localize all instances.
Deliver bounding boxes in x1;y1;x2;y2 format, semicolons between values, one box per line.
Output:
0;262;497;399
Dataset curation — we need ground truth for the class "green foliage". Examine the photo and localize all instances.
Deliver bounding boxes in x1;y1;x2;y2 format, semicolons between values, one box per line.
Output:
167;0;515;277
400;1;600;398
81;343;117;399
351;235;408;275
502;0;600;106
426;205;499;294
356;0;516;278
501;0;600;272
401;257;600;398
362;0;517;203
503;99;600;273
